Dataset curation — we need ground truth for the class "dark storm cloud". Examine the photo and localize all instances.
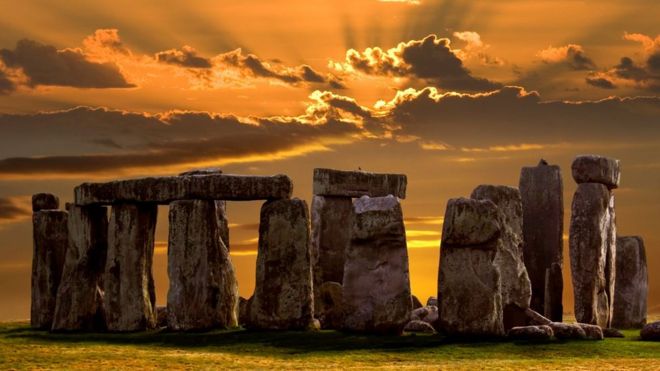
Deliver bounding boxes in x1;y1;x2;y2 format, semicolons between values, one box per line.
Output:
332;34;501;91
381;86;660;148
585;76;616;89
155;46;213;68
0;105;362;176
217;49;344;88
0;197;30;223
0;39;134;89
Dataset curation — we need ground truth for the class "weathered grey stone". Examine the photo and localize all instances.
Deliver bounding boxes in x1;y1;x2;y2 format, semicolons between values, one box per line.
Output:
507;325;553;340
52;204;108;331
519;159;564;321
640;321;660;341
404;320;436;334
544;263;564;322
342;195;411;334
437;198;504;337
524;308;552;326
550;322;587;340
411;305;438;325
612;236;648;329
31;210;68;329
571;155;621;189
167;200;238;331
313;168;407;199
471;185;532;330
579;323;604;340
316;281;343;329
311;195;353;313
247;198;314;330
427;296;437;307
569;182;616;328
75;173;293;205
411;295;423;310
603;328;625;338
104;203;158;332
32;193;59;212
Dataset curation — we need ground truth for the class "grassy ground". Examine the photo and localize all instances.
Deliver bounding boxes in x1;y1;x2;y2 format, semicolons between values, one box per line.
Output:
0;321;659;370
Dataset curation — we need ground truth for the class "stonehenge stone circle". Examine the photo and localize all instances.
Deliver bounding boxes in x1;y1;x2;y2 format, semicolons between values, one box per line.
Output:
507;325;553;341
52;204;108;331
167;199;238;331
570;180;617;328
519;159;564;321
104;203;158;332
342;195;411;334
31;205;68;329
612;236;648;328
470;185;532;330
246;198;314;330
437;197;504;337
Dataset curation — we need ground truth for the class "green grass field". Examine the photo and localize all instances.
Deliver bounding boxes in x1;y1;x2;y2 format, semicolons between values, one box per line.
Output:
1;321;659;370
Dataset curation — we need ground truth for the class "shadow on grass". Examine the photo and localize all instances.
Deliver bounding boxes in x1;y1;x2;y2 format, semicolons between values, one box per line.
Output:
2;323;656;360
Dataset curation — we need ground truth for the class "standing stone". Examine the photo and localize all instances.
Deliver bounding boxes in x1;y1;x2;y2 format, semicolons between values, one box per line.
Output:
52;204;108;331
544;263;563;321
570;182;616;328
216;201;229;250
342;195;411;334
167;200;238;331
519;159;564;321
612;236;648;328
31;210;68;329
247;198;314;330
104;203;158;332
32;193;59;212
470;185;532;330
316;281;344;329
311;195;353;314
437;198;504;337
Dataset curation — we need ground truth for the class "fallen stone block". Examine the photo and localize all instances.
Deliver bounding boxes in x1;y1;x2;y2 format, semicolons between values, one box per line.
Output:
404;320;436;334
612;236;648;329
313;168;407;198
571;155;620;189
411;305;438;325
411;295;423;310
640;321;660;341
342;195;411;334
247;198;314;330
603;328;625;338
507;325;553;341
31;210;68;329
578;323;604;340
550;322;587;340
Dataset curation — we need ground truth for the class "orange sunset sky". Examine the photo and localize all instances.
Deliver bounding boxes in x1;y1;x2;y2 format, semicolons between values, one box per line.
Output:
0;0;658;320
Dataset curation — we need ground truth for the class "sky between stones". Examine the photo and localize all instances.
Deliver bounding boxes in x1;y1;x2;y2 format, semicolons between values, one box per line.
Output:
0;0;658;320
